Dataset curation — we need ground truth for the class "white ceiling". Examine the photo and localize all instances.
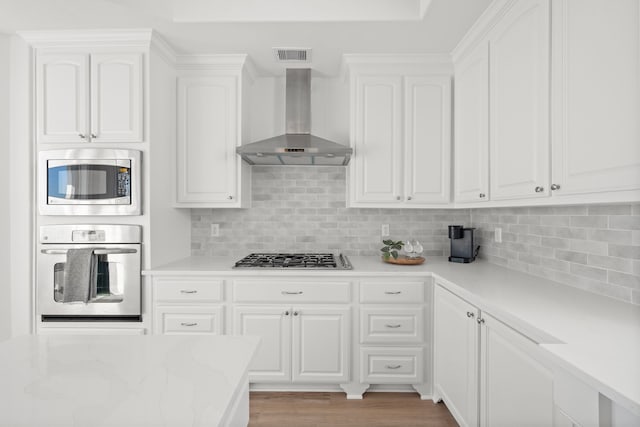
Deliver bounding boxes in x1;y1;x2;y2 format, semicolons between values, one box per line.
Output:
0;0;492;75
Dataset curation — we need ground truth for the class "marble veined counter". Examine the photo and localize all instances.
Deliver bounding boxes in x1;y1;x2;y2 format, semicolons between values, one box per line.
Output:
0;335;259;427
144;255;640;417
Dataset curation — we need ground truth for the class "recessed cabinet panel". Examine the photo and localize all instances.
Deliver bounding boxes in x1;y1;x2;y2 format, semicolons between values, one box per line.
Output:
233;306;291;382
36;53;89;143
480;313;554;427
177;76;239;204
434;285;479;427
360;347;423;384
489;0;550;200
551;0;640;195
292;307;350;383
404;76;451;204
454;44;489;203
91;53;143;142
361;307;424;344
352;75;403;204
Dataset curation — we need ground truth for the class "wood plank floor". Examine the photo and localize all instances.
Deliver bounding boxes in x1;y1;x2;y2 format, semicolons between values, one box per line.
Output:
249;392;459;427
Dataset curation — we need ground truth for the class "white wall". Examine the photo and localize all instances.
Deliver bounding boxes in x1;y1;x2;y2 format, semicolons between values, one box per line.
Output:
0;34;10;341
9;35;33;337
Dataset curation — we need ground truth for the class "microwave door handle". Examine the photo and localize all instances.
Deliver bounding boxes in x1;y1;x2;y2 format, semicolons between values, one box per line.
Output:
40;248;138;255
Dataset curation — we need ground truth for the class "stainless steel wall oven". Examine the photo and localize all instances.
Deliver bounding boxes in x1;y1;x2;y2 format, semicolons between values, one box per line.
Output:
37;224;142;322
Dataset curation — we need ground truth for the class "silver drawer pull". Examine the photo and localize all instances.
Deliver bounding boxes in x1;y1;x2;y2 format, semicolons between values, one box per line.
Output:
385;324;402;329
41;248;137;255
385;364;402;370
281;291;303;295
180;290;198;294
180;322;198;327
384;291;402;295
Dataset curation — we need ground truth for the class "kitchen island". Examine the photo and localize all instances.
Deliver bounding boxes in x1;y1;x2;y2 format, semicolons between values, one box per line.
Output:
144;255;640;421
0;334;259;427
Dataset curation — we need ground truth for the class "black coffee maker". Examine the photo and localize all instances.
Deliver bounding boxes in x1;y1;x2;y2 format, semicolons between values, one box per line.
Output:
448;225;480;263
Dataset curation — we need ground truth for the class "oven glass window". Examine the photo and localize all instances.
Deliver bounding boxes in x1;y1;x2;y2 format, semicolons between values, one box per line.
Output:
53;256;124;303
48;164;130;201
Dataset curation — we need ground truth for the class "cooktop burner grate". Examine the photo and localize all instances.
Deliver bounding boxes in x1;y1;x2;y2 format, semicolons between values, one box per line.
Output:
234;253;352;270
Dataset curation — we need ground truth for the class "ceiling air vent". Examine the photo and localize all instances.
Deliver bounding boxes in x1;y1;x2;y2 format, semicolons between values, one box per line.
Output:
273;48;312;62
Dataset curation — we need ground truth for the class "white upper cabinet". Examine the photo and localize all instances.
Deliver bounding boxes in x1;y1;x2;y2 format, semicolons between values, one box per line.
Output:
488;0;550;201
175;57;251;208
454;0;640;205
36;53;89;143
454;43;489;203
90;53;143;143
36;51;143;144
351;74;403;205
346;56;452;208
550;0;640;196
404;76;451;204
177;75;239;205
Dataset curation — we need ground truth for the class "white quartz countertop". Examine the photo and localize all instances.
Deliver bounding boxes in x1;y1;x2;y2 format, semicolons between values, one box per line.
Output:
0;335;259;427
144;255;640;416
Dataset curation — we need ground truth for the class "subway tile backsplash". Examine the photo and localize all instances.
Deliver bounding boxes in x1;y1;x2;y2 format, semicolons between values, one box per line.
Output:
471;204;640;305
192;166;468;258
191;166;640;305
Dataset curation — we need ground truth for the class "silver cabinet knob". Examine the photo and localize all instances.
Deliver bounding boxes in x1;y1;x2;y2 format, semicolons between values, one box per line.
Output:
228;195;233;200
466;312;475;318
293;311;299;316
284;311;290;316
479;193;486;198
535;186;544;193
550;183;561;191
407;196;412;201
78;133;86;139
477;318;485;324
90;133;97;139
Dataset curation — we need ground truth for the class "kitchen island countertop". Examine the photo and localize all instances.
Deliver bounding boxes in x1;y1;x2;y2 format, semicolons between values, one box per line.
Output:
144;255;640;417
0;334;259;427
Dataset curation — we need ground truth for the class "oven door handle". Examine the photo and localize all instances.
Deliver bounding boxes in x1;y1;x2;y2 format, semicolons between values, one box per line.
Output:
40;248;138;255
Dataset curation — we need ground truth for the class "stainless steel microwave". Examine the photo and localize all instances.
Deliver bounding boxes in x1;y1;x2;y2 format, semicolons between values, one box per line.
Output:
38;149;141;215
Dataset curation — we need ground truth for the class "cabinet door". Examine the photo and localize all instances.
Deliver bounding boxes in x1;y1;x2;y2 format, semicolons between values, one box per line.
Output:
489;0;550;200
292;307;350;383
480;313;553;427
551;0;640;195
177;76;239;205
404;76;451;205
433;285;479;427
36;53;89;143
454;42;490;203
350;75;403;205
233;306;291;382
90;53;143;142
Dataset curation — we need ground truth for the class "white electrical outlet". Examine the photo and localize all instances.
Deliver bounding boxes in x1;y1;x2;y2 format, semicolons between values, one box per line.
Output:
211;224;220;237
381;224;390;237
494;227;502;243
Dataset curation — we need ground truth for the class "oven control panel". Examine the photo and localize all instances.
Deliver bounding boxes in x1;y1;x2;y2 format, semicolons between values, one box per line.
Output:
71;230;106;242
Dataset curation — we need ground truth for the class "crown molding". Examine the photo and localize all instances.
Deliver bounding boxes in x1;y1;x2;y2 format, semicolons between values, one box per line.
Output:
149;30;177;65
17;28;154;49
340;53;453;81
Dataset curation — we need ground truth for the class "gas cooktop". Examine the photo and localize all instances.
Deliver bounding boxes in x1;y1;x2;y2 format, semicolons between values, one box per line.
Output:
233;253;352;270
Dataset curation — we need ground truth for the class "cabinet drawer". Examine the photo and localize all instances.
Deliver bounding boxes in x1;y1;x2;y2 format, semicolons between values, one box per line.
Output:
360;281;424;303
155;306;224;335
360;307;424;344
154;278;223;302
361;347;423;384
233;280;350;303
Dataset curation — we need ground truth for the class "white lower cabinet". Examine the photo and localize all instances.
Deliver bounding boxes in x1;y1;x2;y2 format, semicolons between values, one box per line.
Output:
358;280;429;398
233;305;350;383
435;283;554;426
152;276;225;336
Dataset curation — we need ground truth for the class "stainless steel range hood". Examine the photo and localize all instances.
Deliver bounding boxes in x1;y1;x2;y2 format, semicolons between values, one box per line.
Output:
237;69;352;166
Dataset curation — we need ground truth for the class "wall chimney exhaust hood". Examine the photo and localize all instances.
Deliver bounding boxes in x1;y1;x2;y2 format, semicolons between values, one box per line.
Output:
237;69;352;166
